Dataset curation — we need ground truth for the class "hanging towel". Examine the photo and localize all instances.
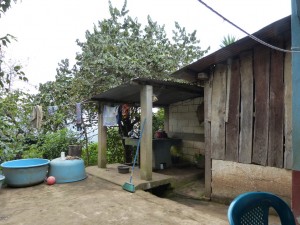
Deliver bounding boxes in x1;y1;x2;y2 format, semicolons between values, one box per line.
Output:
103;105;119;127
31;105;43;129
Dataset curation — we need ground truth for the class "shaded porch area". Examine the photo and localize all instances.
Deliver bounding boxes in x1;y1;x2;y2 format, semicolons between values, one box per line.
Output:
90;78;205;184
86;164;204;192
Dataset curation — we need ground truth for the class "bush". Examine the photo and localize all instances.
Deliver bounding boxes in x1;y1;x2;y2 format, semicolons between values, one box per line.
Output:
23;128;79;160
82;127;124;166
22;146;44;159
153;108;164;133
107;127;124;163
82;142;98;166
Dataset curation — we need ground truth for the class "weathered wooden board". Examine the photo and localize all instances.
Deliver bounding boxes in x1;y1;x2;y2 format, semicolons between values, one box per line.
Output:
239;51;253;164
284;42;293;169
252;46;270;166
225;59;240;161
211;64;227;160
204;79;212;198
206;72;213;122
268;41;284;168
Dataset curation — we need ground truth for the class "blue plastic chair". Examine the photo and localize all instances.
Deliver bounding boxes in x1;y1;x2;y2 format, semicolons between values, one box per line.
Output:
228;192;295;225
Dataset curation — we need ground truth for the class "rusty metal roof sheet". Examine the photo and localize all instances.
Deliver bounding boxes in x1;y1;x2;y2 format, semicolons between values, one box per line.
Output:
90;78;203;107
171;16;291;80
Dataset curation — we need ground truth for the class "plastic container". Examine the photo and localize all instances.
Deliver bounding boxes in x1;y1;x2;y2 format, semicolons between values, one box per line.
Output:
0;175;5;189
1;158;50;187
48;158;86;183
118;165;130;174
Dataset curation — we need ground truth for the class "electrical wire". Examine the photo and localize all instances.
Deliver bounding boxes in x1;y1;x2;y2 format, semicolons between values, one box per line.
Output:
197;0;300;53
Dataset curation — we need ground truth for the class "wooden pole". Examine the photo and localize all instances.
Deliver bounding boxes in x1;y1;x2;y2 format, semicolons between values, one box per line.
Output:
140;85;153;181
204;74;212;199
98;103;107;168
292;0;300;223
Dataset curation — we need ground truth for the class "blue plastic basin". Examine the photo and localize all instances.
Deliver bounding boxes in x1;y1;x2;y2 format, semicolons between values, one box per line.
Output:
49;158;86;183
1;158;50;187
0;175;5;189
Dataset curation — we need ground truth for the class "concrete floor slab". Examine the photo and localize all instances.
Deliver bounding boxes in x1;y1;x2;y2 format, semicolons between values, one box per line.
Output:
0;174;229;225
85;164;203;191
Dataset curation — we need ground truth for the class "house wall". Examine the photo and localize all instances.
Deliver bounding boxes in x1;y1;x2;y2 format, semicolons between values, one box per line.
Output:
203;39;292;201
204;41;292;169
168;97;205;162
211;160;292;204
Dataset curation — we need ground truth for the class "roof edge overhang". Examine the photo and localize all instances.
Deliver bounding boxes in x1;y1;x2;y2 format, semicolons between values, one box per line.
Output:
171;15;291;81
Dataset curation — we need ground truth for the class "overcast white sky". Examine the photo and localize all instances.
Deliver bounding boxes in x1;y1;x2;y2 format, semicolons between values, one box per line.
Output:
0;0;291;91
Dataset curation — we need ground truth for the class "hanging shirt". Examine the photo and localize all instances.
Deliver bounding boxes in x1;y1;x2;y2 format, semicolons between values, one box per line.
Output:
103;105;119;127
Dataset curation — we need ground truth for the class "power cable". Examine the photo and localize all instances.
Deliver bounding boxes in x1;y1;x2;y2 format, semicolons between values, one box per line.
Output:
197;0;300;53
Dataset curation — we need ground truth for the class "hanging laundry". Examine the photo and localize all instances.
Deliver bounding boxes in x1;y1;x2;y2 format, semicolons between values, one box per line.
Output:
76;103;82;131
103;105;119;127
47;106;59;116
31;105;43;129
121;104;130;119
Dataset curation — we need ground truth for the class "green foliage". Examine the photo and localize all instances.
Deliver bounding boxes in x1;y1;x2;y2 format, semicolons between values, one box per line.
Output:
194;153;204;162
0;0;15;15
153;108;164;133
82;142;98;166
74;0;209;99
0;90;35;162
32;128;79;160
0;49;27;91
107;127;124;163
33;0;209;148
1;0;26;90
82;128;124;166
22;147;44;159
34;59;76;132
220;34;238;48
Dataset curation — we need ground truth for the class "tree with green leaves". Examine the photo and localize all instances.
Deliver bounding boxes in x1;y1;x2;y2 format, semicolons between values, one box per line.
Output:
36;0;209;136
33;0;210;164
0;0;27;90
34;59;77;132
0;90;35;162
220;34;238;48
73;0;209;99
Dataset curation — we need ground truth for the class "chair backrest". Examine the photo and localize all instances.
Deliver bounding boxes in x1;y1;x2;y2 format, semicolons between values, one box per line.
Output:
227;192;296;225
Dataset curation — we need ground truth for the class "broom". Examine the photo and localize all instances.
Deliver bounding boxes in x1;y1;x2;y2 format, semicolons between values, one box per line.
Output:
122;118;146;193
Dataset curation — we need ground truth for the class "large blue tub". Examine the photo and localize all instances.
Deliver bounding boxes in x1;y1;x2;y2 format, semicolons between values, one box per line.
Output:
48;158;86;183
1;158;50;187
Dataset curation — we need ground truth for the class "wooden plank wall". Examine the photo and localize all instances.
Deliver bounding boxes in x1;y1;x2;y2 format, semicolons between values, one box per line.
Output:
252;45;270;166
268;40;284;168
284;42;293;169
206;43;292;169
225;59;240;161
239;51;253;163
210;64;227;160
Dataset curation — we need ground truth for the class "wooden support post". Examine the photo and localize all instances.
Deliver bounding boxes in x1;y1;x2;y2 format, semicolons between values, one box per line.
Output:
98;103;107;168
292;0;300;222
140;85;153;181
204;74;212;198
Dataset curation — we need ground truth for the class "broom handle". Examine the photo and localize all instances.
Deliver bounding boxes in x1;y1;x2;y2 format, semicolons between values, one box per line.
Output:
130;118;146;183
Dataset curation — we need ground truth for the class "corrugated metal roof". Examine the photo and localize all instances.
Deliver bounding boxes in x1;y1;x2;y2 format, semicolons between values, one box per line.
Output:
90;78;203;107
171;16;291;81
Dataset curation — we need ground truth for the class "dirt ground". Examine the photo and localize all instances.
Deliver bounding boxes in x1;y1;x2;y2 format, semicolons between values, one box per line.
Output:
0;175;229;225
